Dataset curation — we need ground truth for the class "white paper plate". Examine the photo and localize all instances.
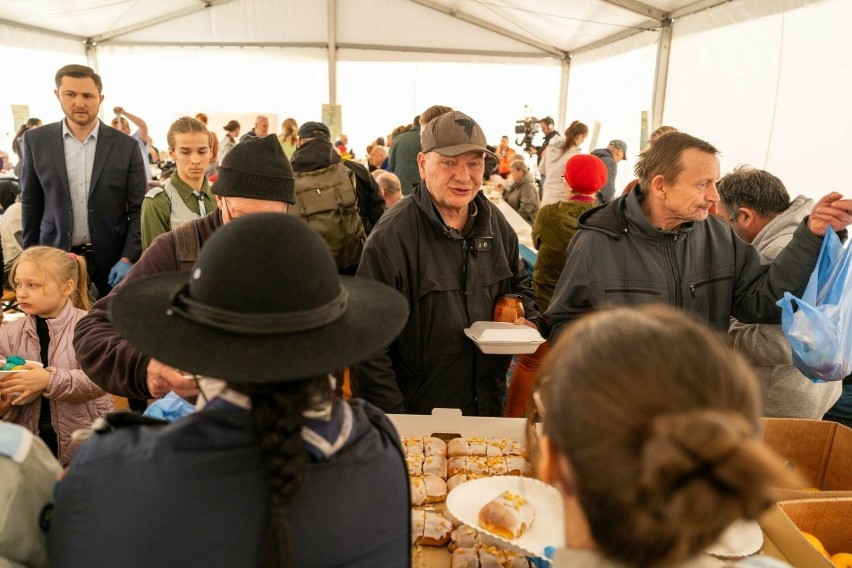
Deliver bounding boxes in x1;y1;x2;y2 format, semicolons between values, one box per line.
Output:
0;360;45;405
704;519;763;558
0;360;43;376
445;476;565;560
464;322;546;355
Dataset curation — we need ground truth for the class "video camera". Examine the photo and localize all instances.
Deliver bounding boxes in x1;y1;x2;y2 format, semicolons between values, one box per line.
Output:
514;116;540;153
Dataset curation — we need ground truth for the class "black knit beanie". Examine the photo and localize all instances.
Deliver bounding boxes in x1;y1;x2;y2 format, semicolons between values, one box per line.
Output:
213;134;296;204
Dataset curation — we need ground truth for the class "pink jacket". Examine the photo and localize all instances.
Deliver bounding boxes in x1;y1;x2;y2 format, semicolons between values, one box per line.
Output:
0;300;113;465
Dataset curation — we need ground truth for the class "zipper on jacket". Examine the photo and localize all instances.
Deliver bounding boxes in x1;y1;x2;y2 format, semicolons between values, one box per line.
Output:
604;288;661;295
462;239;469;297
689;275;733;298
666;233;682;308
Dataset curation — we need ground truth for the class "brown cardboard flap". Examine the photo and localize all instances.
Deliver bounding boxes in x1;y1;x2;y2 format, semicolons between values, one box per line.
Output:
759;505;832;567
762;418;837;487
824;421;852;491
777;498;852;558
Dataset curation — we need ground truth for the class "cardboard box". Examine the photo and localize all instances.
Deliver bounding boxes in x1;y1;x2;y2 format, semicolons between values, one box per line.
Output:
389;409;534;568
759;498;852;567
389;408;530;441
762;418;852;500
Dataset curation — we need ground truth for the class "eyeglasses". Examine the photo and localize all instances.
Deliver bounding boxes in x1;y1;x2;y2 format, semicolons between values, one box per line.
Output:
435;158;485;173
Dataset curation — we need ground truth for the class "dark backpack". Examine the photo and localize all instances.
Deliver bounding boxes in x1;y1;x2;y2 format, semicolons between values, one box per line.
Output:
291;163;366;270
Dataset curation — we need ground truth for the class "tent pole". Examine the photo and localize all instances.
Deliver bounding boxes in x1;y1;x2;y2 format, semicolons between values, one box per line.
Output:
327;0;337;106
650;19;672;130
557;57;571;130
85;39;99;73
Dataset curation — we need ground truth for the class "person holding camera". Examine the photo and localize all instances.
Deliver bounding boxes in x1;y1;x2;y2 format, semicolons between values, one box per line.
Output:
540;120;589;206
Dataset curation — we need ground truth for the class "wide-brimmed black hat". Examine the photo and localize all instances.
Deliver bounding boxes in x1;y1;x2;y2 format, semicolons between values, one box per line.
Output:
109;213;409;383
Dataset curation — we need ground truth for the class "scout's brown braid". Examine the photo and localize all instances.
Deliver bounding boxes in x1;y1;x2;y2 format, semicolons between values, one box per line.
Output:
239;376;331;568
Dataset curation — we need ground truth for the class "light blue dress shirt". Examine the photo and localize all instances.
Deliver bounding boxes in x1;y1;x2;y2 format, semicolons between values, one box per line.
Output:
62;119;99;246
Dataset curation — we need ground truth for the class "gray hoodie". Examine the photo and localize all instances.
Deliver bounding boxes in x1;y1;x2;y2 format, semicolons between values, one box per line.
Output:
728;195;842;418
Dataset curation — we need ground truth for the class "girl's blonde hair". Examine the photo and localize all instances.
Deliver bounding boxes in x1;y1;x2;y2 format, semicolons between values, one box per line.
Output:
9;246;91;310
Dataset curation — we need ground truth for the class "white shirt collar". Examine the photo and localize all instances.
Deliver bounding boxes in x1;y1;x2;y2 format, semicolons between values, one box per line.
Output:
62;118;100;142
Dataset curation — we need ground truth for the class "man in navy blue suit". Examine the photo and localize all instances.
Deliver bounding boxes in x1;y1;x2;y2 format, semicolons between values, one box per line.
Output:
21;64;146;297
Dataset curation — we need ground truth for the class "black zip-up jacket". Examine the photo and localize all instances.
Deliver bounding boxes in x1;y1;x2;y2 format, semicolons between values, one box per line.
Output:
352;183;540;416
290;138;385;234
544;186;825;341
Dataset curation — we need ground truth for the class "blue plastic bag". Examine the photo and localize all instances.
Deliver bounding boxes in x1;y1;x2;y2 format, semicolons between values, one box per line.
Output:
778;228;852;382
142;391;197;422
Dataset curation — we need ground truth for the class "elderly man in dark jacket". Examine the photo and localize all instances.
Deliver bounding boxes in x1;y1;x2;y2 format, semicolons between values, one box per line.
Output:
352;111;541;416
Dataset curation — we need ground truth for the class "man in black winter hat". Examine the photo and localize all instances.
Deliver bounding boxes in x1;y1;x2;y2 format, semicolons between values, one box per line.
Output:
73;134;296;404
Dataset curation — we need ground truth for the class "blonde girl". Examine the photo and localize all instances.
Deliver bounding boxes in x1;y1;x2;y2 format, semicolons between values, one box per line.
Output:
0;246;113;465
278;117;298;159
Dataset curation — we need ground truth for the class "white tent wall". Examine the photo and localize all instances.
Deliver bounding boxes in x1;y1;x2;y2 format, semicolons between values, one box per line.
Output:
112;0;327;44
95;45;328;152
337;52;562;159
335;0;542;55
664;0;845;202
3;0;849;199
0;27;86;158
565;30;659;193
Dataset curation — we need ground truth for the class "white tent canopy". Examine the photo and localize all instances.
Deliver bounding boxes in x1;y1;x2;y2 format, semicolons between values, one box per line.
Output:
1;0;848;201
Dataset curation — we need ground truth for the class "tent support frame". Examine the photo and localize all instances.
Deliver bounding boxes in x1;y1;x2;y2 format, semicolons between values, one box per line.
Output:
650;19;673;130
328;0;337;105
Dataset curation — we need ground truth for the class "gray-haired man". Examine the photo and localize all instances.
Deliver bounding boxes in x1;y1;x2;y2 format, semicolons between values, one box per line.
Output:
716;165;842;419
353;111;540;416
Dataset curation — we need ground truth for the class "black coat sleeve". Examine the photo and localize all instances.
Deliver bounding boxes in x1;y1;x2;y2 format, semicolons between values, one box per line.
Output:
345;161;386;235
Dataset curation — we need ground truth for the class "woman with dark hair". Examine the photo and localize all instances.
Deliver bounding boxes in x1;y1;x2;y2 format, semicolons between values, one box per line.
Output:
218;119;240;165
11;118;42;177
539;120;588;206
535;305;798;568
48;213;411;567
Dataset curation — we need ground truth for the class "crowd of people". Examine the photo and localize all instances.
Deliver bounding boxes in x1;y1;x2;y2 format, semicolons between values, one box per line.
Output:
0;62;851;567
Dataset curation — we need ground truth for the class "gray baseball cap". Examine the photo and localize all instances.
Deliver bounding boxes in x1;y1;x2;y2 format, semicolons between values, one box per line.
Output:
421;111;496;158
609;139;628;160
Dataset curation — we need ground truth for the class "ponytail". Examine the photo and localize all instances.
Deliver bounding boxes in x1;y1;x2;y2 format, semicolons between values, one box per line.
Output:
70;254;91;310
560;120;589;156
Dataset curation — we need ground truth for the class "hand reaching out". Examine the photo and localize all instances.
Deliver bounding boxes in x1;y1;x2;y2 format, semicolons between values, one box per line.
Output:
146;358;199;399
808;192;852;236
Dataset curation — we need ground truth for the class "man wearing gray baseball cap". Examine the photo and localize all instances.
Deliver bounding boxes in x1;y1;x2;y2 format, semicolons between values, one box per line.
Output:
352;110;541;416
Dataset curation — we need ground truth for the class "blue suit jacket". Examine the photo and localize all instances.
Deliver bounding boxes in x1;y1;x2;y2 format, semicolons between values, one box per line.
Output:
20;120;146;275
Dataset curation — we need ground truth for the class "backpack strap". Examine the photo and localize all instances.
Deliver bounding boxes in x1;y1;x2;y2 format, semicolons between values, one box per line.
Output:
173;220;201;271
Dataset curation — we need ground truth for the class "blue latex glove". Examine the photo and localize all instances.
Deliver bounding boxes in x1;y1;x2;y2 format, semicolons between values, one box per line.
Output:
143;392;197;422
108;259;133;287
527;547;556;567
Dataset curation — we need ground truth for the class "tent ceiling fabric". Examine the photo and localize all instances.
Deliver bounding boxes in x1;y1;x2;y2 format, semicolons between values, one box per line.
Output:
0;0;715;57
